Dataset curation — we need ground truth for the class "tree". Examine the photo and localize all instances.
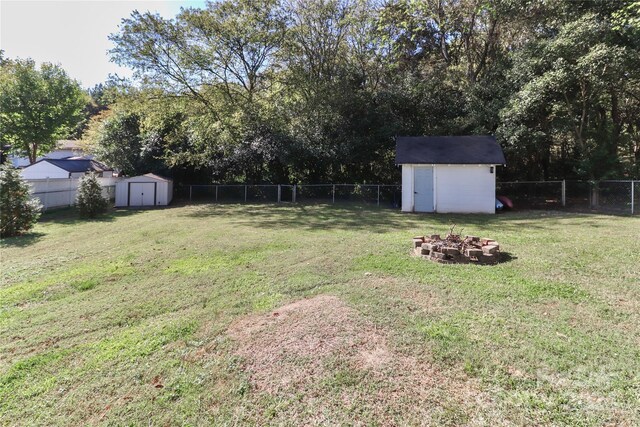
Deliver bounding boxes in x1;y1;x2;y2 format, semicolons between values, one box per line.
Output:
0;58;88;164
110;0;286;108
84;108;172;176
76;173;108;218
104;0;638;184
0;164;42;237
498;13;640;179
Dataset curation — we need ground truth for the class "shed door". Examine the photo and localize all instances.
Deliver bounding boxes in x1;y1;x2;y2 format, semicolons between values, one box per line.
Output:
129;182;156;206
413;166;434;212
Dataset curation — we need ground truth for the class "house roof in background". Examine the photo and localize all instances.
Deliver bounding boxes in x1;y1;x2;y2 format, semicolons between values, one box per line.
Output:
56;140;85;151
33;158;113;173
395;136;506;165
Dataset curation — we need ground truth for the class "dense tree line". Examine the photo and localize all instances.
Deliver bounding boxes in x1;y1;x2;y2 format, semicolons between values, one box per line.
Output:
86;0;639;183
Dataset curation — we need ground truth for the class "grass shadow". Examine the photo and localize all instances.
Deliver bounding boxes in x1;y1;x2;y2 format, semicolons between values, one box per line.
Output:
1;208;148;248
499;251;518;263
0;232;46;248
179;202;622;233
38;206;144;226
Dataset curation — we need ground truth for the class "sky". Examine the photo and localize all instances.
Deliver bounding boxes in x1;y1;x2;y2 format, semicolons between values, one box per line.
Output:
0;0;207;88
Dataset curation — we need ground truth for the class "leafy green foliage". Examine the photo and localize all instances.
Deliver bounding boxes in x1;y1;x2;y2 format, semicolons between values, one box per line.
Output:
75;173;108;218
0;164;42;237
91;0;640;182
0;59;88;164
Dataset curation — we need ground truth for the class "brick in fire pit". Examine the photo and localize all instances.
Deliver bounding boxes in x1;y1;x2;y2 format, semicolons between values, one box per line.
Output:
482;245;500;255
465;248;483;257
442;247;459;256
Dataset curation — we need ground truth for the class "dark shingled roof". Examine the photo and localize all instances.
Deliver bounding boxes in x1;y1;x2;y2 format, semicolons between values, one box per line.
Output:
396;136;506;165
40;158;113;173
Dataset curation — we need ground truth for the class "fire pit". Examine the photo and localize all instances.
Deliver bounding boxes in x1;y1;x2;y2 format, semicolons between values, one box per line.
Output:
412;233;501;265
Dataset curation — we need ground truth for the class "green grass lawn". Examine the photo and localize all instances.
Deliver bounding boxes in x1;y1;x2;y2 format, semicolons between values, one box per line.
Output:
1;204;639;426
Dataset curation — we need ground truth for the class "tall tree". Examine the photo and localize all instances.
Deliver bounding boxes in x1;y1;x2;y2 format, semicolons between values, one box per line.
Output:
499;11;640;179
0;59;88;164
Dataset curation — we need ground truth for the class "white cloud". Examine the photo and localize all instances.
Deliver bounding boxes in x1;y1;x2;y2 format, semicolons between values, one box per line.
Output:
0;0;206;88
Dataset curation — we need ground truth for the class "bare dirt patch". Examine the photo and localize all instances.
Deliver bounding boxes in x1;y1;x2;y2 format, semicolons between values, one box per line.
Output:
227;295;501;425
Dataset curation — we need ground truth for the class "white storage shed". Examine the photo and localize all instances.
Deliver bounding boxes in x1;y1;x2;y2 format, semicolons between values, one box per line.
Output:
115;174;173;207
396;136;506;214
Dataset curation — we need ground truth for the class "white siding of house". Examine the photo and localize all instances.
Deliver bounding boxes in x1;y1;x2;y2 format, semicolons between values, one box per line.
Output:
21;162;69;179
434;165;495;214
401;164;414;212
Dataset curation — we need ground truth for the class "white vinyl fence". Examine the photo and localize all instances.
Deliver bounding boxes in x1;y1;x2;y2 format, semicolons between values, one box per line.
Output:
27;177;121;211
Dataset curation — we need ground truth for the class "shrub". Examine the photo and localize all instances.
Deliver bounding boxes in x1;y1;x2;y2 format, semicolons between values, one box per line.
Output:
0;164;42;237
76;173;108;218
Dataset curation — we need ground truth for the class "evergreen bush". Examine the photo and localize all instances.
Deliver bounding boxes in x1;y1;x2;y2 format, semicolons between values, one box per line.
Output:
0;164;42;237
76;173;108;218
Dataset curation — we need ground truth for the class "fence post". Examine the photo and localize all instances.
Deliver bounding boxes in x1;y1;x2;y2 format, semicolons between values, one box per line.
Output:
293;185;297;203
69;178;73;206
189;185;192;202
215;185;218;202
591;182;599;209
244;185;248;202
631;181;635;215
332;184;335;203
277;185;281;203
44;177;50;210
561;180;566;207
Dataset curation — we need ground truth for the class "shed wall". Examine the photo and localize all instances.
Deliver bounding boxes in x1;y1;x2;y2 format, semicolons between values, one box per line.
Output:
167;181;173;204
157;181;168;205
115;181;128;206
401;165;414;212
115;176;173;207
434;165;495;213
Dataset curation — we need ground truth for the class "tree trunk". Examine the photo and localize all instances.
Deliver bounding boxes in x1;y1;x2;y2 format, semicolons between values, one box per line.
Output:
29;143;38;164
610;89;621;157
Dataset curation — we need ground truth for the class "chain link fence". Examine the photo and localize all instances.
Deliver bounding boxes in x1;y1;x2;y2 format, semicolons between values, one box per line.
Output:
187;184;402;208
496;180;637;214
185;180;636;214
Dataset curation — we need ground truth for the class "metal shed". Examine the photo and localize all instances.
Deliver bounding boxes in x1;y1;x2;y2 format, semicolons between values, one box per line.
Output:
396;136;506;214
115;174;173;207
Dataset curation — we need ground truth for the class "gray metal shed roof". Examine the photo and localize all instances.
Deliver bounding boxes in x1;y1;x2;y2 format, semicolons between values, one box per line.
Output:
395;136;506;165
122;173;171;182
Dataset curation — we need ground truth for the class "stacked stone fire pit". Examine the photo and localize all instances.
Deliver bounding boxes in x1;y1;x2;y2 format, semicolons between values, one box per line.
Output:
412;233;501;265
